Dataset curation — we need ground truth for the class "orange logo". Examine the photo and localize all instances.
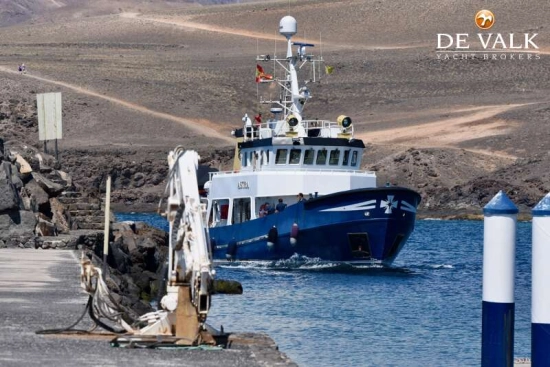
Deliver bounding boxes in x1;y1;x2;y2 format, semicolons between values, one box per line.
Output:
475;10;495;30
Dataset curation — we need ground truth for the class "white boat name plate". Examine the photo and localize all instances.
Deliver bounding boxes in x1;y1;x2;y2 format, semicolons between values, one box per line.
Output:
237;181;250;190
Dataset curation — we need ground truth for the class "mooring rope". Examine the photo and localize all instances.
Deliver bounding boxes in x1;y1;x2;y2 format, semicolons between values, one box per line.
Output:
36;255;136;335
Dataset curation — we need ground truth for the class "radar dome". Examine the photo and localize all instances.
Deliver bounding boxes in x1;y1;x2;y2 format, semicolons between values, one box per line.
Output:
279;16;297;38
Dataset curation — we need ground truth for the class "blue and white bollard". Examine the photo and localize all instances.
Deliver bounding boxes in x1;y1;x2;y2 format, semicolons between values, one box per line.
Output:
532;193;550;367
482;190;518;367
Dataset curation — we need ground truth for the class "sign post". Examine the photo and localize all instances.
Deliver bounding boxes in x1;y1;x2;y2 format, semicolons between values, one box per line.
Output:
36;92;62;161
103;175;112;275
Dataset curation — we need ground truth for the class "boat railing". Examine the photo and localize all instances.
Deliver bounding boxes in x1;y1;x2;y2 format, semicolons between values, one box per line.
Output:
209;167;375;180
243;119;353;142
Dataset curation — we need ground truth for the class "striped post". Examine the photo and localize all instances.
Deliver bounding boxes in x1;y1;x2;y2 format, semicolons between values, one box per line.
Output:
532;193;550;367
482;190;518;367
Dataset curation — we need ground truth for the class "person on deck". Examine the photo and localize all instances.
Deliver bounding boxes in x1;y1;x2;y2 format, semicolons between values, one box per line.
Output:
243;113;253;138
254;113;262;126
275;198;287;212
253;113;262;138
259;203;268;217
297;193;305;202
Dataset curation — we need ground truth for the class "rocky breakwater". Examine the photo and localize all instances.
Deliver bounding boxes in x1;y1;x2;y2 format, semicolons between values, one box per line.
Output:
0;136;207;316
78;221;170;316
0;137;75;247
70;220;242;318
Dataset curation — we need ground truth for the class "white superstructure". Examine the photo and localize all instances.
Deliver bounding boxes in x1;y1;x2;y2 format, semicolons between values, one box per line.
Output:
204;16;377;228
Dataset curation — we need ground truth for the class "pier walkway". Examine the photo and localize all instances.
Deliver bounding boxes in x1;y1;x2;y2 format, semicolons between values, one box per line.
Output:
0;249;296;367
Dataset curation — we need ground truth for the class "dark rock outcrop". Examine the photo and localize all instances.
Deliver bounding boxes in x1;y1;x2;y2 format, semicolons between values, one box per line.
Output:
0;209;37;241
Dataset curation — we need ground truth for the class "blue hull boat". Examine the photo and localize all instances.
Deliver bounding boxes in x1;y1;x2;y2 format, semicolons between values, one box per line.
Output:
203;16;421;265
210;187;421;264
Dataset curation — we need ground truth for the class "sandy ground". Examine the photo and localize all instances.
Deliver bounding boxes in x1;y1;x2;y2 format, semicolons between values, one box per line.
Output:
0;65;233;144
1;0;549;211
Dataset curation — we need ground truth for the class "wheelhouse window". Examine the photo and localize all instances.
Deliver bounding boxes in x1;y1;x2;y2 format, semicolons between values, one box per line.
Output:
232;198;251;224
241;152;247;167
276;149;288;164
351;151;358;167
316;149;327;165
343;150;350;166
209;199;230;227
289;149;302;164
329;150;340;165
303;149;315;165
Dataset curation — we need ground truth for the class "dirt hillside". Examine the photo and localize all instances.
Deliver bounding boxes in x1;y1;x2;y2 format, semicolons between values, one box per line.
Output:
1;0;549;214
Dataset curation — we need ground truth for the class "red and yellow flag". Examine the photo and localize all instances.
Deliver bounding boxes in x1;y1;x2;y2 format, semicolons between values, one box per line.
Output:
255;64;273;83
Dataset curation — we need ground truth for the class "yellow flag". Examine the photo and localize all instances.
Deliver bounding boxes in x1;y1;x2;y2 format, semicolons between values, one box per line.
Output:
325;65;334;75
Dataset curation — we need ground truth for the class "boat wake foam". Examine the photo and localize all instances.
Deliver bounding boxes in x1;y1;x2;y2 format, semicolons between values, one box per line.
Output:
216;253;417;275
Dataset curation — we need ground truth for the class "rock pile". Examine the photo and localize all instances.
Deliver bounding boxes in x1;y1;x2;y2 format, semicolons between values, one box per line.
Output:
0;137;76;246
78;221;169;316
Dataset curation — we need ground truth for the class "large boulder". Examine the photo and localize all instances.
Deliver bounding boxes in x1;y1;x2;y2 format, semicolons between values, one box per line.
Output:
24;179;49;210
35;213;56;236
53;170;73;189
49;197;70;234
31;172;64;196
0;209;37;240
14;154;32;174
0;162;20;211
112;222;138;252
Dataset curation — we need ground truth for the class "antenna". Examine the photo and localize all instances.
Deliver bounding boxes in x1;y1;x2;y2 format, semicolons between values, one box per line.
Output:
274;34;277;79
256;37;259;100
319;32;323;79
320;32;323;59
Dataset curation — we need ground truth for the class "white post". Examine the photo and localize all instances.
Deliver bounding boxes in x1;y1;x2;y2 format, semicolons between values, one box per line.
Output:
482;190;517;367
102;175;112;274
531;192;550;367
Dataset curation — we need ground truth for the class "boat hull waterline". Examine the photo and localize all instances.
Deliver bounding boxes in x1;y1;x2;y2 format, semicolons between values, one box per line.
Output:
210;187;421;264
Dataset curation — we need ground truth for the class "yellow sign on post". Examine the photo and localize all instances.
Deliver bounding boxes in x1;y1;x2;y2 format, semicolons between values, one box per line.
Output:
37;92;62;141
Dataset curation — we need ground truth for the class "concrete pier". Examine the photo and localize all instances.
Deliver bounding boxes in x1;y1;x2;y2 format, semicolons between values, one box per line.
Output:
0;249;296;367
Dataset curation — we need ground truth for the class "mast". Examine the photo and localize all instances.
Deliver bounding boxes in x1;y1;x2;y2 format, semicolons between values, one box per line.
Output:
278;16;316;136
251;16;351;140
281;19;302;121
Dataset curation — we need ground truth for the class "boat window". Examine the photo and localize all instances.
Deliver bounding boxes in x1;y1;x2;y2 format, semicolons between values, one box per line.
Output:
276;149;288;164
316;149;327;165
241;152;247;167
351;151;358;166
329;150;340;165
289;149;301;164
266;150;270;164
303;149;315;165
210;199;229;227
232;198;251;224
343;150;350;165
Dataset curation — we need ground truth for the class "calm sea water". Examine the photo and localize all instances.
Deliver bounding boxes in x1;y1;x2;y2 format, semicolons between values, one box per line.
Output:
116;214;532;367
